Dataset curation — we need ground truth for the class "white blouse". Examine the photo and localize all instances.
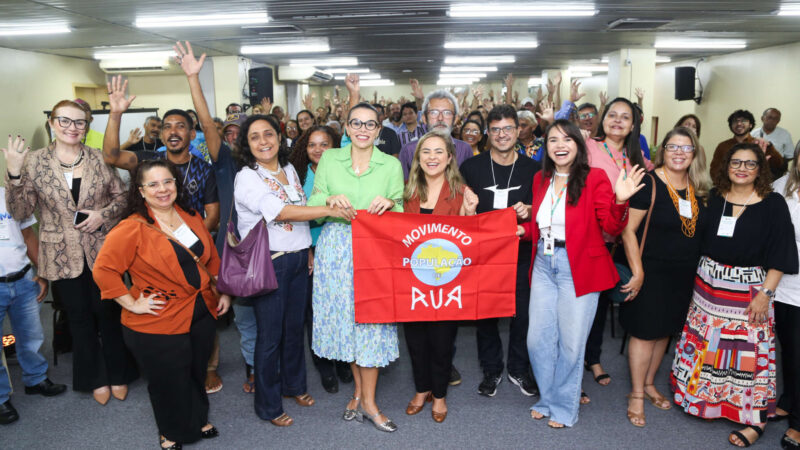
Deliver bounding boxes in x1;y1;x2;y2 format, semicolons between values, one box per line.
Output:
773;175;800;307
536;178;567;241
234;164;311;252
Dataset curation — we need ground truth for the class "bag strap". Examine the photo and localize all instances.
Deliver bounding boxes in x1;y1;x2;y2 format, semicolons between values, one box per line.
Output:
637;173;657;257
133;218;217;284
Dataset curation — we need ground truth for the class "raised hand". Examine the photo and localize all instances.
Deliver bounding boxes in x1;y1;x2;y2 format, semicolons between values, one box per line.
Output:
125;128;143;146
534;87;545;104
106;74;137;114
504;73;514;89
173;41;206;77
553;72;562;86
614;164;647;203
570;79;586;103
461;187;479;215
303;92;315;110
472;84;485;100
2;135;30;177
373;90;378;102
535;101;555;125
259;97;273;114
345;73;360;96
409;78;424;100
635;87;645;104
599;90;608;107
753;137;769;154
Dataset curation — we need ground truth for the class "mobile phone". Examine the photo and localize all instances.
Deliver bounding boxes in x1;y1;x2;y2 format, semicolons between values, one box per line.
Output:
74;211;89;225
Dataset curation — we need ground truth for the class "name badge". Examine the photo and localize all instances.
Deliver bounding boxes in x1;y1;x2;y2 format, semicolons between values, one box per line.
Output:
0;219;10;240
173;224;200;248
64;172;73;189
717;216;737;238
678;199;692;219
493;189;509;209
284;184;302;203
543;230;554;256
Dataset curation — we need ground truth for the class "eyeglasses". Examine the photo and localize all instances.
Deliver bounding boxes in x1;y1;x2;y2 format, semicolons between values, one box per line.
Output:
348;119;379;130
428;109;454;118
141;178;177;189
462;129;481;136
54;116;89;130
733;118;750;125
729;159;759;170
488;125;517;135
664;144;695;153
578;112;596;120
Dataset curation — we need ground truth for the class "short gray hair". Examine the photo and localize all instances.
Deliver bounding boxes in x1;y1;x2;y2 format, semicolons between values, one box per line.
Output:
422;89;460;117
517;110;536;125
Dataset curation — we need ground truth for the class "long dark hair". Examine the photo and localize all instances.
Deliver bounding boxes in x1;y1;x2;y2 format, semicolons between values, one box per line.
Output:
289;125;341;184
594;97;645;170
237;114;290;170
712;142;773;197
125;159;196;224
460;119;487;153
541;120;591;206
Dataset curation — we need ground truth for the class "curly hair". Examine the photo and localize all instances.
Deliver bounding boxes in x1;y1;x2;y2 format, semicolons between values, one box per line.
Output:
125;159;196;224
236;114;290;170
541;120;590;206
289;125;341;185
712;142;773;197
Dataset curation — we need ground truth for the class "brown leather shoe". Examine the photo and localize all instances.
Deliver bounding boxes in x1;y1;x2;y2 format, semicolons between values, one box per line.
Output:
432;409;447;423
93;387;110;406
405;392;432;415
111;385;128;401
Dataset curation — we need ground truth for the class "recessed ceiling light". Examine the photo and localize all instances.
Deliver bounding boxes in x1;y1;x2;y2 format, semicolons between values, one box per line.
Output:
327;68;369;73
359;79;394;86
438;72;487;78
290;57;358;66
136;12;269;28
437;78;478;86
778;5;800;15
449;3;597;17
655;55;672;63
402;69;413;73
441;66;498;72
444;40;538;49
654;39;746;49
334;73;381;80
445;55;515;64
241;40;329;54
568;65;608;72
569;71;593;78
0;24;71;36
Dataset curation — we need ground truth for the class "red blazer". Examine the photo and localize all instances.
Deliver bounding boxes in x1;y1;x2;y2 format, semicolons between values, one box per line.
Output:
521;168;628;297
403;181;464;215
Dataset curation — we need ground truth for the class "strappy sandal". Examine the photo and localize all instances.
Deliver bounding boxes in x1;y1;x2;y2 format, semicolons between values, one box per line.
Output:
269;413;294;427
530;410;546;420
729;425;764;447
242;364;255;394
342;396;361;421
284;393;315;407
644;384;672;410
626;393;646;428
580;391;591;405
547;420;565;429
159;435;181;449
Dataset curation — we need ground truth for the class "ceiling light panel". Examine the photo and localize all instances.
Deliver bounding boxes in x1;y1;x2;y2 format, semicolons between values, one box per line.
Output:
778;4;800;15
0;24;71;36
568;65;608;72
334;73;381;80
136;12;268;28
437;72;486;78
449;3;597;17
241;41;330;54
441;66;498;72
327;68;369;74
445;55;515;64
654;39;747;49
359;79;394;86
291;57;358;66
444;40;538;49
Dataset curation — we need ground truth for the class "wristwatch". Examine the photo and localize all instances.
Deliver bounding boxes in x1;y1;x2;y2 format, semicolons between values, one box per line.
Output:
757;286;776;299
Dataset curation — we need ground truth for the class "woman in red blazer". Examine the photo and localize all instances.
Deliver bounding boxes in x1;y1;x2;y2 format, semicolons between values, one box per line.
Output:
402;130;478;424
517;120;644;428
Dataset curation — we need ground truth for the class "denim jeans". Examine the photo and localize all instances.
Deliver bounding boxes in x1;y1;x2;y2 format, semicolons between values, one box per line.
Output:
0;272;47;403
232;300;256;367
527;242;599;427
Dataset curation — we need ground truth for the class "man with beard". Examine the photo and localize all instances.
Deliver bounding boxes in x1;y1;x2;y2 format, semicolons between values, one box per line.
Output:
459;104;540;398
382;101;405;135
121;116;162;152
222;113;247;151
710;109;784;178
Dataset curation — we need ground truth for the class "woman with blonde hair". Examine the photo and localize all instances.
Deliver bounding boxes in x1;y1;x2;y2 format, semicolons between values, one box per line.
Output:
402;130;478;423
619;126;710;427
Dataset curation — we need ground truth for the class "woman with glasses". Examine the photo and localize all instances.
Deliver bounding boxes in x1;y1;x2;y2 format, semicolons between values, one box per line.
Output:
671;142;798;448
308;75;404;433
459;119;485;155
4;101;137;406
285;119;300;148
94;160;231;449
618;127;710;427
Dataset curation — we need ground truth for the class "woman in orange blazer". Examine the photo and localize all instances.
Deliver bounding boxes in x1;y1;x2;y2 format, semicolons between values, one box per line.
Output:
402;130;478;423
518;120;644;429
93;160;231;450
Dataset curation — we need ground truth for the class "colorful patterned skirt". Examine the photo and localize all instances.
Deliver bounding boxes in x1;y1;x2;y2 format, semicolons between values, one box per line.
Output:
671;256;776;425
311;222;398;368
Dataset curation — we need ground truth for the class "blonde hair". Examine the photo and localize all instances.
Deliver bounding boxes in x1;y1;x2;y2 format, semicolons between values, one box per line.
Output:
403;130;464;203
653;126;710;199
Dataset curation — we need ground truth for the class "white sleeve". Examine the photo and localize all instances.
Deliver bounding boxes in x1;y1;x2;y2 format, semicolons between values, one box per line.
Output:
235;168;285;223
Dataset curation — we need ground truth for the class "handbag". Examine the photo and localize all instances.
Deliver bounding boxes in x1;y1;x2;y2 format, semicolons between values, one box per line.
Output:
216;218;278;298
608;173;656;304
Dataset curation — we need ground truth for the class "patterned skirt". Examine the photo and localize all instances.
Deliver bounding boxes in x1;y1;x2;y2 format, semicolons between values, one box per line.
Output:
311;222;398;368
670;256;776;425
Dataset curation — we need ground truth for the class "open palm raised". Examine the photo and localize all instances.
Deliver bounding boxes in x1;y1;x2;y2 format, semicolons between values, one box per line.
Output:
614;164;647;203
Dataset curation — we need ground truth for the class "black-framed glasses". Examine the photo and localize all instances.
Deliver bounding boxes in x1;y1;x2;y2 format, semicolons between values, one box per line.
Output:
348;119;379;130
488;125;517;135
729;159;759;170
54;116;89;130
141;178;177;189
579;112;596;120
664;144;695;153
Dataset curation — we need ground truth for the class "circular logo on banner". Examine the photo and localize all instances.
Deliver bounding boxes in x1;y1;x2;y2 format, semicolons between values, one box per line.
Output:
409;238;470;286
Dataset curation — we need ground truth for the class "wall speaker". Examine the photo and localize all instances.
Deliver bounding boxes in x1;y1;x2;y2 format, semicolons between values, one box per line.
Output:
248;67;274;107
675;67;696;101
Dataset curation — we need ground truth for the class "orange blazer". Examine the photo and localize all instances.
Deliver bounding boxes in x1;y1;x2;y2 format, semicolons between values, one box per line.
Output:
93;206;220;335
403;181;465;215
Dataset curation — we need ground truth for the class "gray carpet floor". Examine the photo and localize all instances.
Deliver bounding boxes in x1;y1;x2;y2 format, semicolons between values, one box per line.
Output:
1;302;787;449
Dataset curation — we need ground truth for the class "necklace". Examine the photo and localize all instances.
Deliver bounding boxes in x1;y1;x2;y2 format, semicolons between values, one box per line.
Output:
267;165;282;176
490;151;517;189
602;141;628;178
661;169;698;237
58;149;83;170
722;190;756;220
153;210;181;231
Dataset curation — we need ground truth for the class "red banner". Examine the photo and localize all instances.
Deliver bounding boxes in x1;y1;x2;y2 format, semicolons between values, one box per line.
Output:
352;209;519;323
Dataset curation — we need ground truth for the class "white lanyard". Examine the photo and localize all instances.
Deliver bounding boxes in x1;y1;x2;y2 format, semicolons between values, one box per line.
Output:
717;191;756;238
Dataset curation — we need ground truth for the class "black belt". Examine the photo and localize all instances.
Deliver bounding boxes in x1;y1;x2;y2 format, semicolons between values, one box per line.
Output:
0;264;31;283
540;239;566;248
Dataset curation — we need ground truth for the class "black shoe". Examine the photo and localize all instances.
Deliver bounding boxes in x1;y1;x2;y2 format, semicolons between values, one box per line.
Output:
507;372;539;397
200;426;219;439
159;435;182;449
24;378;66;397
0;400;19;425
321;373;339;393
477;373;502;397
336;363;353;384
783;434;800;448
449;366;462;386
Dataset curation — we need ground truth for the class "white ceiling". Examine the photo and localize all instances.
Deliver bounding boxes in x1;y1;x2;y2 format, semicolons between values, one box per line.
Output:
2;0;800;82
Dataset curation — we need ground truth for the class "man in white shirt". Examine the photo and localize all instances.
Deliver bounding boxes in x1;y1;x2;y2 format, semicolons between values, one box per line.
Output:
0;186;66;425
753;107;794;160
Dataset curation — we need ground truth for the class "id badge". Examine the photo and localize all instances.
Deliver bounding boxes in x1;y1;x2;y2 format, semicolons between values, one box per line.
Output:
0;219;10;240
543;233;555;256
284;184;302;203
717;216;736;238
493;189;509;209
678;199;692;219
64;172;73;189
173;224;200;248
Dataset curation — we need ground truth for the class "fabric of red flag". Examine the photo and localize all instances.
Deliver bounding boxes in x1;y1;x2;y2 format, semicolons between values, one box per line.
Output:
352;208;518;323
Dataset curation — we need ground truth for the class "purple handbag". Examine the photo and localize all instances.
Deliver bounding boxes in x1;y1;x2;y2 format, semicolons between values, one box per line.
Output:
216;218;278;298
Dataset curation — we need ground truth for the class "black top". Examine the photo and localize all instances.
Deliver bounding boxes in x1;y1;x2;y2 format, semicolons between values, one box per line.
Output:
127;138;163;152
629;172;707;263
168;239;204;290
140;151;219;215
420;207;434;215
702;189;798;273
70;178;81;204
376;127;401;156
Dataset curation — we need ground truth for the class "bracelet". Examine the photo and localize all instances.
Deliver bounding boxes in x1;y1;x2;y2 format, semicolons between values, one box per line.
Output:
7;172;20;180
757;286;776;299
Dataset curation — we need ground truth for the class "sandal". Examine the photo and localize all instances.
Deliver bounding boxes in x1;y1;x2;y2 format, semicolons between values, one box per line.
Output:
547;420;565;429
585;363;611;386
205;370;223;394
729;425;764;447
644;385;672;410
580;391;591;405
530;410;545;420
284;393;315;407
242;365;255;394
626;393;646;428
269;412;294;427
343;396;361;421
159;435;181;449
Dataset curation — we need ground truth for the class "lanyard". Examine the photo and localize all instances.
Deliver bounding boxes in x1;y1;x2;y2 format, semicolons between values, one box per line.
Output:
550;176;568;218
602;141;627;178
722;190;756;220
490;152;517;189
181;155;193;186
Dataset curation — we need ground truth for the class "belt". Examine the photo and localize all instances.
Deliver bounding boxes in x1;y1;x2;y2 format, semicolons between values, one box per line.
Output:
0;264;31;283
271;250;301;260
540;239;567;248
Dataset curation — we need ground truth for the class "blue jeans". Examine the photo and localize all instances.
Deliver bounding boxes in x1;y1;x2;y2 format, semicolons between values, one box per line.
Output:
232;300;256;367
0;272;47;403
253;251;309;420
527;242;599;427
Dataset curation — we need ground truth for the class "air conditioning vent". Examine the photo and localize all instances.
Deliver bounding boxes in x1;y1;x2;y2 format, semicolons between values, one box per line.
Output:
607;18;671;31
277;66;333;84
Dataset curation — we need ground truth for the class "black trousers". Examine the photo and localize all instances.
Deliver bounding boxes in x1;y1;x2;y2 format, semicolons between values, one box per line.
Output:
405;321;458;399
475;260;531;376
584;291;610;366
52;261;137;392
123;296;215;444
775;301;800;430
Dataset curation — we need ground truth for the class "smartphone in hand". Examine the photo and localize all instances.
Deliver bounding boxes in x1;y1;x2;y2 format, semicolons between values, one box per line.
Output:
74;211;89;225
